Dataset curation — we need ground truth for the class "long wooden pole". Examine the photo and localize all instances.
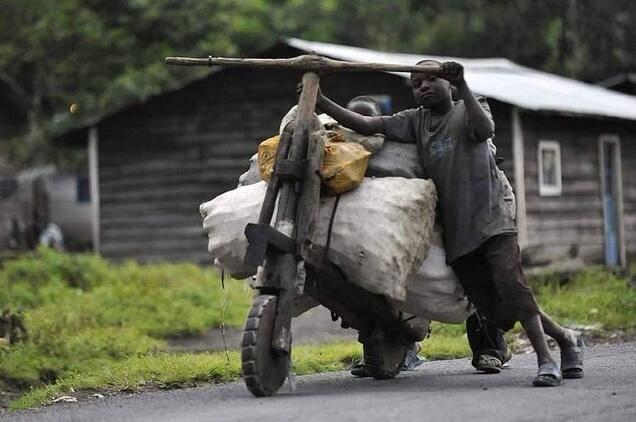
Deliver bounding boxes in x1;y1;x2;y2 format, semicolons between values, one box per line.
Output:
165;54;440;74
269;72;321;353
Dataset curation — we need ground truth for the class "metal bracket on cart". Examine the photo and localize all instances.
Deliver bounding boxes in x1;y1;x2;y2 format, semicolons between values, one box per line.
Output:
244;223;296;267
274;159;306;182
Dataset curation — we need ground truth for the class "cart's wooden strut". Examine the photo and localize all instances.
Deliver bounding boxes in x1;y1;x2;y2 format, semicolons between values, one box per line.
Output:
167;52;431;396
166;54;441;74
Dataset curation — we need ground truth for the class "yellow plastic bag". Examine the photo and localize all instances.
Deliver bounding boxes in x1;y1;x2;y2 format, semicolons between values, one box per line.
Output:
257;132;371;195
257;135;280;183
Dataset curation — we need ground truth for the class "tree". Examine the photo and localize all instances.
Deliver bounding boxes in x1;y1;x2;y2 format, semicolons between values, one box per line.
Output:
1;0;633;166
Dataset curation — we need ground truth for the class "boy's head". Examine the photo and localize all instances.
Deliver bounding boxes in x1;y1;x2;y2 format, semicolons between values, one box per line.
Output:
410;59;452;109
346;96;382;117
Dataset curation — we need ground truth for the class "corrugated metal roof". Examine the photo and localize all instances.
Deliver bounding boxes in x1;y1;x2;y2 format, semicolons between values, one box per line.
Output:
287;38;636;121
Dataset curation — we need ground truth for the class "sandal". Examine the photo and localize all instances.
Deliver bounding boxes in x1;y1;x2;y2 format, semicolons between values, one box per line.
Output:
474;354;503;374
532;362;562;387
350;361;371;378
561;338;585;379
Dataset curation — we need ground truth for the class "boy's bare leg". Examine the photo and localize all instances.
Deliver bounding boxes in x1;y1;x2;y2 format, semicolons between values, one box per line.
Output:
539;310;577;349
521;314;556;366
522;314;562;385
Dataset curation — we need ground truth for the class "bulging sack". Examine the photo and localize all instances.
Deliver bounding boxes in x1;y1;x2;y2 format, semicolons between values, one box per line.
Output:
200;177;437;301
366;141;425;179
337;127;385;154
237;153;261;187
200;181;267;279
389;225;473;323
309;177;436;301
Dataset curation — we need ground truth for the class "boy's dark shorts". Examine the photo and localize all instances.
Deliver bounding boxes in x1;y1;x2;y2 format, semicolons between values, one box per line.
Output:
450;234;539;331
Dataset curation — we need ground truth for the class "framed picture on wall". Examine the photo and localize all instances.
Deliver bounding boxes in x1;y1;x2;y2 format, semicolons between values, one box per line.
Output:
538;140;562;196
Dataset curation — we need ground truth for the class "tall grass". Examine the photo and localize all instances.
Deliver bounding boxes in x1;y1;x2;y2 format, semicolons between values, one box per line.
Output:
0;248;251;389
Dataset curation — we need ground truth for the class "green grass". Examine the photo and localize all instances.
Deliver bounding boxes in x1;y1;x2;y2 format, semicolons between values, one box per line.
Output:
422;323;471;359
3;250;636;410
531;267;636;329
10;329;475;410
0;248;251;391
11;342;363;410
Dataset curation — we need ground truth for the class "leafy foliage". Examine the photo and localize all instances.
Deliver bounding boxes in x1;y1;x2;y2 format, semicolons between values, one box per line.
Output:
2;1;634;166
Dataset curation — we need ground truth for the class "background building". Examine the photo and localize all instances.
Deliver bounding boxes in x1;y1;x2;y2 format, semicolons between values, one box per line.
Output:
55;39;636;267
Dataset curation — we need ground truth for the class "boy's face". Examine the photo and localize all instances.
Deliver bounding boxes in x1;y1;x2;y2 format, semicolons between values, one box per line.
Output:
347;101;380;117
410;72;451;109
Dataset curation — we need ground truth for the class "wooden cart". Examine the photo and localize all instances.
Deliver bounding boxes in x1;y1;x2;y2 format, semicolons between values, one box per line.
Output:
167;54;439;397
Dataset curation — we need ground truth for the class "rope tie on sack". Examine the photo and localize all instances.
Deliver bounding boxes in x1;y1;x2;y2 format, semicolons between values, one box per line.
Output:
324;195;341;263
220;269;231;366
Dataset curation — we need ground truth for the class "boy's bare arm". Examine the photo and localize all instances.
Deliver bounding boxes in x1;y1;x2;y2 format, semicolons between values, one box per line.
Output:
298;83;385;135
318;95;385;135
440;62;495;141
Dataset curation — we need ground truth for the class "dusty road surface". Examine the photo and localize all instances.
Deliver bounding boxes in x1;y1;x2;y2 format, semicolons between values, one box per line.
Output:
5;342;635;422
168;305;357;352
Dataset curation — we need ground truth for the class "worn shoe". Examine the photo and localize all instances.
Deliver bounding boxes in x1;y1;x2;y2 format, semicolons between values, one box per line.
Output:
474;354;503;374
350;361;371;378
400;348;426;371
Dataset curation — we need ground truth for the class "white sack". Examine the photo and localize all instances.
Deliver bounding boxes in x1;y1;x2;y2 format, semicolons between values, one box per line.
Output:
309;177;436;301
361;142;471;322
389;225;473;323
366;142;425;179
237;154;262;187
200;177;437;301
339;128;385;153
278;105;326;134
200;181;267;279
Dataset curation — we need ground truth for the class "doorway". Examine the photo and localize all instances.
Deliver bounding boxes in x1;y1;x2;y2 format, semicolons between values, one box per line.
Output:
599;135;625;267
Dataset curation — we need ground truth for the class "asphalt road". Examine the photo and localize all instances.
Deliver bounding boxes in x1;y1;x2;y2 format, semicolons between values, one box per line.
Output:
5;342;635;422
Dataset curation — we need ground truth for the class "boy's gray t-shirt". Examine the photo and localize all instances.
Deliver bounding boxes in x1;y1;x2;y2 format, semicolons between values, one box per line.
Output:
381;99;517;263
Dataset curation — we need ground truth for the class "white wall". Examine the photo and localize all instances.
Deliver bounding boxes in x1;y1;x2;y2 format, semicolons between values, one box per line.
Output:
45;175;93;244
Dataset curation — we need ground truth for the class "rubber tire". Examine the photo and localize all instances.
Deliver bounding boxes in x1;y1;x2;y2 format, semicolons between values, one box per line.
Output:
241;295;290;397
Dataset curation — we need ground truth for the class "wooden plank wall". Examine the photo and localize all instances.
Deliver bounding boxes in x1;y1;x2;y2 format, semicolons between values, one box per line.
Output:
520;113;627;265
473;105;636;267
92;58;636;267
618;122;636;261
489;101;514;185
97;69;414;263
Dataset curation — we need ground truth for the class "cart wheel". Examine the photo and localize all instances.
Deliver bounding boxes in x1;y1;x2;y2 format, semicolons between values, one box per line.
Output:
241;294;290;397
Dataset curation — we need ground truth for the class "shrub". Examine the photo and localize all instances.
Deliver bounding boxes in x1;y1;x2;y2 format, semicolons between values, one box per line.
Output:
0;248;251;391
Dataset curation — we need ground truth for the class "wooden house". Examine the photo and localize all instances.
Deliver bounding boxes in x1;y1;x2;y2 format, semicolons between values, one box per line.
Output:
55;39;636;267
1;73;92;252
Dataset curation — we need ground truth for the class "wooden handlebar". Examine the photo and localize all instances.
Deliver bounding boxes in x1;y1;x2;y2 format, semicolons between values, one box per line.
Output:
165;54;440;74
